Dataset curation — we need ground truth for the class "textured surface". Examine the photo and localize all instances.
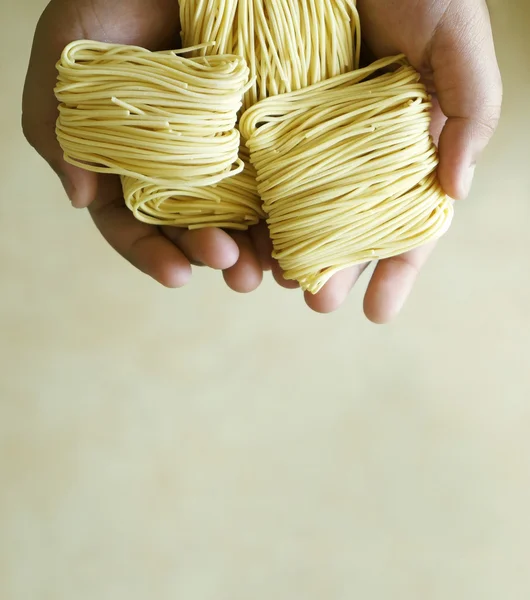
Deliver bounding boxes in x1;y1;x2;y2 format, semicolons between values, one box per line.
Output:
1;0;529;598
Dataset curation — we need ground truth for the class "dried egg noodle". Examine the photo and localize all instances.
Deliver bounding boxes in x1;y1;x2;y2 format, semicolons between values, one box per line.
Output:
55;40;263;229
239;56;454;292
180;0;361;110
55;2;454;292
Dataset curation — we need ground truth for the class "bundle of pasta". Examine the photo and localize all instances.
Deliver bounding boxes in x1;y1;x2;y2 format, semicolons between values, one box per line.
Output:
54;1;453;292
180;0;361;109
55;40;264;229
239;56;453;292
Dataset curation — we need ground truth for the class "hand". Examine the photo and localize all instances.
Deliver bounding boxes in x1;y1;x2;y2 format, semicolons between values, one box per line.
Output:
291;0;502;322
22;0;268;292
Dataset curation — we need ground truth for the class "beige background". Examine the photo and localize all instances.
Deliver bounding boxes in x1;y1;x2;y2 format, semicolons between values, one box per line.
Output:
1;0;529;598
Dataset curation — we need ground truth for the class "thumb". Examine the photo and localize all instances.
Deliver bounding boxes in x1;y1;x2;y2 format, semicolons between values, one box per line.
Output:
430;0;503;200
22;3;98;208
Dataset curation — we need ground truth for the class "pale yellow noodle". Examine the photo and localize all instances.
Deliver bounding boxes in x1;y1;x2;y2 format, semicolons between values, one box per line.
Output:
180;1;360;110
55;39;264;229
239;56;454;293
177;0;363;242
55;3;454;292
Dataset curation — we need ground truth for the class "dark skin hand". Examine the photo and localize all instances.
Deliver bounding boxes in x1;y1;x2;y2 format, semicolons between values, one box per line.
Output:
22;0;267;293
303;0;502;321
23;0;502;322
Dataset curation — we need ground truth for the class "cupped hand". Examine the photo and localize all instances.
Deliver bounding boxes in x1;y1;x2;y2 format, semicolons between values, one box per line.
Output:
22;0;268;292
24;1;503;319
292;0;502;322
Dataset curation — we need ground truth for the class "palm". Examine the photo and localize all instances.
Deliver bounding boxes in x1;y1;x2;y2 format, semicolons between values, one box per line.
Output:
358;0;442;63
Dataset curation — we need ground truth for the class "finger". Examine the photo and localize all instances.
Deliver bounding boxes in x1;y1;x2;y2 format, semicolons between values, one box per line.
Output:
304;263;369;314
249;221;274;271
363;242;437;324
223;232;263;293
161;226;239;270
22;4;97;207
271;260;299;289
430;0;502;199
89;176;191;287
429;96;446;146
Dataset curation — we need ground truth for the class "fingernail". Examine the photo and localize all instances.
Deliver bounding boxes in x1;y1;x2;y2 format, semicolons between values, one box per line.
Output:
462;164;476;198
